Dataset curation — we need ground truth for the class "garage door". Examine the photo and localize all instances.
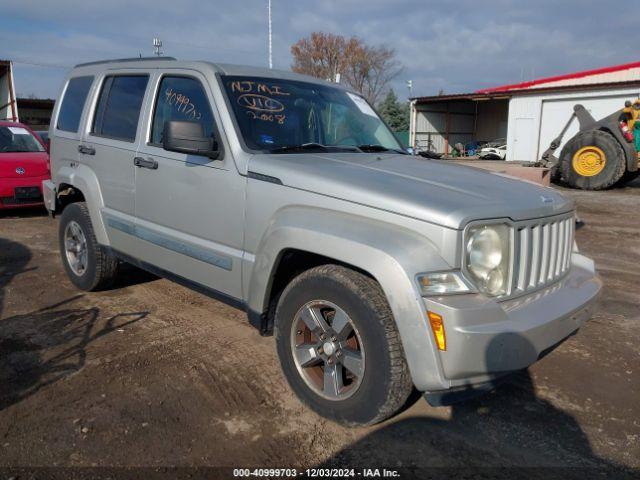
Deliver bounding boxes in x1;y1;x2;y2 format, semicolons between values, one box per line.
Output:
537;92;640;160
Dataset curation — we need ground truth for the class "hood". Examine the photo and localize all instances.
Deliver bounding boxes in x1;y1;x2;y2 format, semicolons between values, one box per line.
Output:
248;153;574;229
0;152;50;178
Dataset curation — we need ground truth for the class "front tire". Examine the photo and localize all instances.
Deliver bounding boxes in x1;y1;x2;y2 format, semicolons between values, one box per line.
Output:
59;202;119;291
274;265;413;426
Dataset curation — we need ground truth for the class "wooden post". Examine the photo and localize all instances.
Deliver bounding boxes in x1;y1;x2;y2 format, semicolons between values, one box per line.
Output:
444;102;450;155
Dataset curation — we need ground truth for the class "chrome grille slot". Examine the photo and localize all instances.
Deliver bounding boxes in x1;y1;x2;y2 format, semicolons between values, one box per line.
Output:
529;225;541;288
512;213;574;297
548;222;558;282
516;227;529;291
539;223;550;284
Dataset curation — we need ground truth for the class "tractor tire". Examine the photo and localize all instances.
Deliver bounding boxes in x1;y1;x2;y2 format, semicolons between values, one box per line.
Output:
619;170;640;186
560;130;626;190
549;164;562;184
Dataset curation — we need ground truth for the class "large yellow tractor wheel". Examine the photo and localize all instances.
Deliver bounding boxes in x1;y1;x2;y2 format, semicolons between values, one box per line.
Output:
572;146;606;177
560;130;627;190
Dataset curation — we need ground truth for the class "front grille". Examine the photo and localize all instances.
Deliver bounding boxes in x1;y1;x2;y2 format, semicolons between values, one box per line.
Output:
511;213;574;296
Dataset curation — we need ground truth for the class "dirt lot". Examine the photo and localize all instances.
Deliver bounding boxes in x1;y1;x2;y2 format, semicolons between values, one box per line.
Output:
0;180;639;478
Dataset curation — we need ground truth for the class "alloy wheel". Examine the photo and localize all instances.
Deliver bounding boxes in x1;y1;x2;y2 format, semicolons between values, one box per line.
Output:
64;220;88;276
290;300;365;401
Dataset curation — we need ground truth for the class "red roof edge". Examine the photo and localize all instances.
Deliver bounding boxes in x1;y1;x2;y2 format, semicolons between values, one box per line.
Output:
476;60;640;94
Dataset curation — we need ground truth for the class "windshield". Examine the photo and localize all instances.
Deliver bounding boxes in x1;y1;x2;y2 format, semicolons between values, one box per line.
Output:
221;76;403;153
0;126;45;153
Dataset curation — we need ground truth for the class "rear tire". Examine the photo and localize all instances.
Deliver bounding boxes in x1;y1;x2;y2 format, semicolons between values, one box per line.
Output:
59;202;119;291
274;265;413;426
560;130;626;190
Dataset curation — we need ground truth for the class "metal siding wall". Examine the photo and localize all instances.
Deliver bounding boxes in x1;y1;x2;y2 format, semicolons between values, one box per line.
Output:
416;111;446;133
523;68;640;90
450;114;474;133
413;101;476;153
475;100;508;141
507;86;640;162
414;108;447;151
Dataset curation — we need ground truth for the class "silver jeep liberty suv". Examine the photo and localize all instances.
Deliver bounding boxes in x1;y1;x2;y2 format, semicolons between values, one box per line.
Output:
43;57;601;425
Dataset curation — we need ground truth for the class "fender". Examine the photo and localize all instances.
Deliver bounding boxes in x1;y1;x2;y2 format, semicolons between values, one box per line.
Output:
599;126;638;173
55;163;110;246
246;205;459;391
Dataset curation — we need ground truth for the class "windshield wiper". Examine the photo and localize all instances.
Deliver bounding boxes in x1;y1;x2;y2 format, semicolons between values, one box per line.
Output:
357;144;407;154
269;143;365;154
269;143;330;154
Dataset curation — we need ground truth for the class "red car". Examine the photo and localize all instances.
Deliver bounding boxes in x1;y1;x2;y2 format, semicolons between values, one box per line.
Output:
0;121;50;209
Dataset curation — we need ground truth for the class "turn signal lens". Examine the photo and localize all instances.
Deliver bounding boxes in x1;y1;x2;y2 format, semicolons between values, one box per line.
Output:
417;272;470;295
427;311;446;351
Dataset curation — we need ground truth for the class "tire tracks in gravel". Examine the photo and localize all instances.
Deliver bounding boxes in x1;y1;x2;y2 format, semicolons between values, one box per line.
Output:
81;275;357;466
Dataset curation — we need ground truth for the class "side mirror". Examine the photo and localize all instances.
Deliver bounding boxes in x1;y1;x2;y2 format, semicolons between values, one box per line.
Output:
162;121;220;159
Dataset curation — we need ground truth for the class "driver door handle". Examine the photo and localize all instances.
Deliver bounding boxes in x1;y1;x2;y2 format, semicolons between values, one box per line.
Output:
133;157;158;170
78;145;95;155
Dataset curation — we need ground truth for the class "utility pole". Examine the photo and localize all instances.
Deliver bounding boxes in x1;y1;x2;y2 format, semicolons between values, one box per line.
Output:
268;0;273;69
153;37;163;57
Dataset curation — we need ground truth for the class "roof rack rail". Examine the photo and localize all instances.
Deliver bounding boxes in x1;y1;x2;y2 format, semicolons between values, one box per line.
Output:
74;57;177;68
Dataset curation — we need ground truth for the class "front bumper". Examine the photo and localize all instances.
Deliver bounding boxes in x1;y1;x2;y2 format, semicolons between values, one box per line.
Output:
0;175;48;209
423;253;601;391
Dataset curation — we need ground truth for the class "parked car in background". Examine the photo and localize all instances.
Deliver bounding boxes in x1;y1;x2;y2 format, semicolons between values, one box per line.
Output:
0;121;49;209
44;58;600;426
479;143;507;160
35;130;50;145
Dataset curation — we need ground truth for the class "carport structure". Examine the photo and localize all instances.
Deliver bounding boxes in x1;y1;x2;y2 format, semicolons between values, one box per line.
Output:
409;92;509;155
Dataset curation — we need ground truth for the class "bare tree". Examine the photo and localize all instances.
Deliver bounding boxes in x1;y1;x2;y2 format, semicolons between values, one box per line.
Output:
290;32;345;83
291;32;403;105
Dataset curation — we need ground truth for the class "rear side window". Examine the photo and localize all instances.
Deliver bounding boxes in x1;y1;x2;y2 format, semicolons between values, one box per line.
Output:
92;75;149;142
56;76;93;132
150;76;215;145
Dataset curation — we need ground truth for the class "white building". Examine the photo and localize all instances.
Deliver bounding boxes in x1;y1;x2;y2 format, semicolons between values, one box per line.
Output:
0;60;18;122
410;61;640;162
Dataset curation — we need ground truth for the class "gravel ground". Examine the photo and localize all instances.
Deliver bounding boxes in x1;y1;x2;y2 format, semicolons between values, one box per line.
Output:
0;180;638;478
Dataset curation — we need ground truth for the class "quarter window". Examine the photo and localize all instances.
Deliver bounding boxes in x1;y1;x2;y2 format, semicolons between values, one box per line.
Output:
56;76;93;132
92;75;149;142
151;76;215;145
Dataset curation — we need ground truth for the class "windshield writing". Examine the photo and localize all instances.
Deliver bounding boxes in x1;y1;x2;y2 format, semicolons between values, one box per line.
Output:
222;76;401;152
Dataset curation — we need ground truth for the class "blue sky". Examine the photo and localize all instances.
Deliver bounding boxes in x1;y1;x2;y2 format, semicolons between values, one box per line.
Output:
0;0;635;102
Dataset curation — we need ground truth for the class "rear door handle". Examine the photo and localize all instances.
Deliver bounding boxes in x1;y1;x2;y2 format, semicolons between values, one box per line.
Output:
134;157;158;170
78;145;95;155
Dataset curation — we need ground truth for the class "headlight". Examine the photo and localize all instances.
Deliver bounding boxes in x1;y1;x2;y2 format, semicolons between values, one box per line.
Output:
417;271;470;295
465;223;511;296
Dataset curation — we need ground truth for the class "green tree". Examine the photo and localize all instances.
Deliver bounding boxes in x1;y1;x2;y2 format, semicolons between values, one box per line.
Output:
377;89;409;132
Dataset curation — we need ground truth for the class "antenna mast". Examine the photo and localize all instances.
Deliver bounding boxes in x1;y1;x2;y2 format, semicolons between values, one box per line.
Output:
268;0;273;69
